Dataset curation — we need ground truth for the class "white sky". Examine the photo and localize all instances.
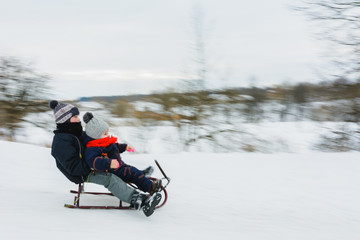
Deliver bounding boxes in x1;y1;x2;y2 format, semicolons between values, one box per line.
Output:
0;0;326;99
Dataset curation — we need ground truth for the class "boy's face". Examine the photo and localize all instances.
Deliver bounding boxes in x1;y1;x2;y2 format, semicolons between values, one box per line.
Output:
70;115;81;123
101;129;109;138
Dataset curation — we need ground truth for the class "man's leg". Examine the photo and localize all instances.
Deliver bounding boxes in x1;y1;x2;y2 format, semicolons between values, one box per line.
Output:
87;171;161;217
87;171;136;203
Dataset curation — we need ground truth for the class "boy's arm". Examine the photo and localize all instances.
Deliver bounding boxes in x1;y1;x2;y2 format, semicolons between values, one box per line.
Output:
116;143;128;153
85;148;112;171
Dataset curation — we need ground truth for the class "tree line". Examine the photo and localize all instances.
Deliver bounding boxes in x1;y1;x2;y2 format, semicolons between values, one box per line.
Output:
108;79;360;152
0;56;49;139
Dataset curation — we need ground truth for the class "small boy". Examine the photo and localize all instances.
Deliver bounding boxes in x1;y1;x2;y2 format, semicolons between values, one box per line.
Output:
82;112;162;195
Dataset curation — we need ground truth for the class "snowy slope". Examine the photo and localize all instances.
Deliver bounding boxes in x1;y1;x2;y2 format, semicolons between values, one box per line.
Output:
0;140;359;240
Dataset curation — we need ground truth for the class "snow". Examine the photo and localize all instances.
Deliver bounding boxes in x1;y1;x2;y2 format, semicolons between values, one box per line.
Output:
0;140;359;239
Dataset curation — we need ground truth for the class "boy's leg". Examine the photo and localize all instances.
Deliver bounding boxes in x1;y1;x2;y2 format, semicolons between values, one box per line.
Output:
113;165;153;193
87;171;136;203
142;166;154;177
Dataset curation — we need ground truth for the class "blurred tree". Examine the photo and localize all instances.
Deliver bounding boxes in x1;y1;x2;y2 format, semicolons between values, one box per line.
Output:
245;85;267;122
296;1;360;80
0;56;50;139
181;4;209;92
176;4;212;150
111;99;135;118
273;84;294;121
315;123;360;151
293;83;308;104
293;83;309;118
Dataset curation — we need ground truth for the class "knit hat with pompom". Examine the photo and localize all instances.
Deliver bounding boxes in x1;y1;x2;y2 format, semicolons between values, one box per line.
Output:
49;100;79;124
83;112;109;139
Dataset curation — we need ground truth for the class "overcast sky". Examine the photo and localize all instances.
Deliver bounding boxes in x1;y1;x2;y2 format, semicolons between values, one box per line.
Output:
0;0;326;99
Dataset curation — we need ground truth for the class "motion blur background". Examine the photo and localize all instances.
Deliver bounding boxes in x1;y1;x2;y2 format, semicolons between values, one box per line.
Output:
1;0;359;153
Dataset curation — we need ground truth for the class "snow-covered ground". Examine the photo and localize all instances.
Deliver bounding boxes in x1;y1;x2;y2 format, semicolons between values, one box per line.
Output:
0;140;359;240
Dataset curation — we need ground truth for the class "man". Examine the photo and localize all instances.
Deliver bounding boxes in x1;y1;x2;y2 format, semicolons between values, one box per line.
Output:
49;100;161;217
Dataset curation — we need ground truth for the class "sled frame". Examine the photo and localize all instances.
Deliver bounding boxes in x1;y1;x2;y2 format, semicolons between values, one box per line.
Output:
64;160;170;210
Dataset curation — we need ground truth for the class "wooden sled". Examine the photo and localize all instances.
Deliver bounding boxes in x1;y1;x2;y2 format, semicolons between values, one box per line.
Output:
64;160;170;210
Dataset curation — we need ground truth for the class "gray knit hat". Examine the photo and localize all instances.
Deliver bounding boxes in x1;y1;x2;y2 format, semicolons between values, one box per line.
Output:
83;112;109;139
49;100;80;124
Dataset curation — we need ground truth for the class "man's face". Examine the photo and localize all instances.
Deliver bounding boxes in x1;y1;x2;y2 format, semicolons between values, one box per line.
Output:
70;115;81;123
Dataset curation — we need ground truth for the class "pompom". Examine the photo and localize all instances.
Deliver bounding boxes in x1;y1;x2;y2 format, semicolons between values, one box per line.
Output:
83;112;93;124
49;100;58;109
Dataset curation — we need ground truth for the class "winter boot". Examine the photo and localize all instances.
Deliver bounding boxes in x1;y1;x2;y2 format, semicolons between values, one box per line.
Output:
142;166;154;178
129;192;147;210
142;192;162;217
149;178;162;195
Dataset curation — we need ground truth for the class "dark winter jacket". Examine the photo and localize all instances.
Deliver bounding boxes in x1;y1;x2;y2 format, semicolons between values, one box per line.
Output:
51;131;91;184
82;134;152;193
82;133;127;171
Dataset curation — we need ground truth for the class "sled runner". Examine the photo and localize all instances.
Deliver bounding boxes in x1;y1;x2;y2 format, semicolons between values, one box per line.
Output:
64;160;170;209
